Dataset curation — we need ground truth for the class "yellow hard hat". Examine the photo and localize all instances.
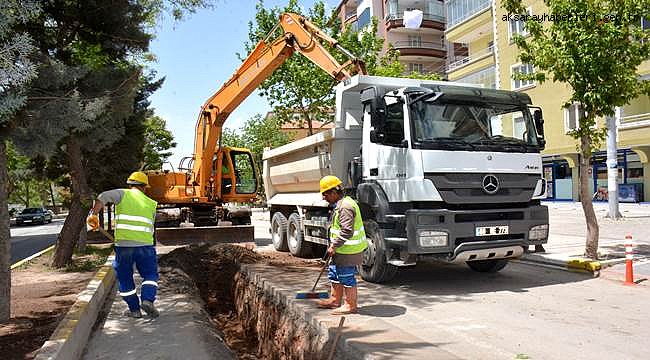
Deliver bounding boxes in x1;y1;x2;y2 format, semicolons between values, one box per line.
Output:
320;175;342;193
126;171;149;186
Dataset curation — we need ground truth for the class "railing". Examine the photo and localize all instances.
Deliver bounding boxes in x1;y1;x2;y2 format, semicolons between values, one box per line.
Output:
446;0;492;28
447;45;494;72
386;11;446;24
403;63;446;75
392;40;445;50
620;112;650;128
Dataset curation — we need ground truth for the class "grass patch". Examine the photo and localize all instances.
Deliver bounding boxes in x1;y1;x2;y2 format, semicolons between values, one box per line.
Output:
64;244;114;273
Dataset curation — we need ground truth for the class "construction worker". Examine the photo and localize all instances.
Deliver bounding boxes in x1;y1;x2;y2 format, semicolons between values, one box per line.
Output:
317;175;368;314
86;171;159;319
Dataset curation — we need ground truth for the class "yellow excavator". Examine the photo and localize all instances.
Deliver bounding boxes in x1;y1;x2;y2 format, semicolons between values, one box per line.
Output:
144;13;366;233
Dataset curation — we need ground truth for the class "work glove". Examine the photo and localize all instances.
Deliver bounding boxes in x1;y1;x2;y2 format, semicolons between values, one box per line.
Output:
86;214;99;231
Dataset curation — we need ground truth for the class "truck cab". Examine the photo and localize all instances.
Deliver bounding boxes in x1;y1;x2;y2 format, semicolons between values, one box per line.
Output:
264;75;549;283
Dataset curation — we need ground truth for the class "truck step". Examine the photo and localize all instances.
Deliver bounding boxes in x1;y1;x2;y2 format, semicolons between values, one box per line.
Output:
155;225;254;245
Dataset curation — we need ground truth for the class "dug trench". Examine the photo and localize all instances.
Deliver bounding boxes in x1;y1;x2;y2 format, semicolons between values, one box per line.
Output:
158;244;335;360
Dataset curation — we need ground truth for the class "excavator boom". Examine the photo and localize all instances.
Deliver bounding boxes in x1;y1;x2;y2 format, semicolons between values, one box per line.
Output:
193;13;366;198
146;12;366;242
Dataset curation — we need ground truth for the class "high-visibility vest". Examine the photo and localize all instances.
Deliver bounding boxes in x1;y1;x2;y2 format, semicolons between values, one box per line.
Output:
114;189;157;245
329;196;368;255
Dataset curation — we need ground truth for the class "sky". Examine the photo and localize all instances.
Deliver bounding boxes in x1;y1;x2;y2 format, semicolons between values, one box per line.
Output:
148;0;339;169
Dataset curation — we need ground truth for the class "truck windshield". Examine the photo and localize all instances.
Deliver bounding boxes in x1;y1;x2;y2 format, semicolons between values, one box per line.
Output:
409;99;540;152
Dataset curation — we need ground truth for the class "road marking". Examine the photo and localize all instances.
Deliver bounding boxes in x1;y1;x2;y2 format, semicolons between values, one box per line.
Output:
11;245;55;269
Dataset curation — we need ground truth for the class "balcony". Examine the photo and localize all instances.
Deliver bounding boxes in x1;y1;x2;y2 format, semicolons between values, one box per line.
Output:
392;40;446;59
385;0;446;32
620;112;650;129
446;0;492;30
447;44;494;72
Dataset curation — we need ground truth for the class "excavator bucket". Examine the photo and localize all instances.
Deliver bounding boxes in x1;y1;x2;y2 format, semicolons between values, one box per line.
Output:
155;225;254;246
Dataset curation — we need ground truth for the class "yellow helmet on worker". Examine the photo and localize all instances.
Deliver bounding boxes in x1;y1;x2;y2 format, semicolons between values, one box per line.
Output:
126;171;149;187
320;175;342;193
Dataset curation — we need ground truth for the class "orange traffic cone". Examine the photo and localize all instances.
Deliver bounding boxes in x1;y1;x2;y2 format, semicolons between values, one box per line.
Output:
623;235;635;286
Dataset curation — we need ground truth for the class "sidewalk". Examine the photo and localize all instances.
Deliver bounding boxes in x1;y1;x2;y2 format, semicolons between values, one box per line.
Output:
521;201;650;277
81;247;235;360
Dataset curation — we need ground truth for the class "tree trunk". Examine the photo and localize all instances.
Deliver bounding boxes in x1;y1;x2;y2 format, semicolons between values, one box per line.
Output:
580;134;600;259
52;136;91;267
303;109;314;136
49;183;58;214
606;114;621;219
0;141;12;322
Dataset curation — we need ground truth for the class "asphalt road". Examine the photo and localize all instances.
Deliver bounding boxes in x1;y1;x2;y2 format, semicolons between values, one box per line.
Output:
10;218;64;264
250;207;650;359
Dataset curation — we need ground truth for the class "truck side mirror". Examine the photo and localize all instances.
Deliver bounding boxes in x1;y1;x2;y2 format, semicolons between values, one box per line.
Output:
360;86;386;128
533;109;544;136
531;108;546;150
369;129;384;143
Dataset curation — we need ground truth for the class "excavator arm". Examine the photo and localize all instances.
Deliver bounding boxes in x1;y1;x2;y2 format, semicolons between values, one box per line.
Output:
192;12;366;200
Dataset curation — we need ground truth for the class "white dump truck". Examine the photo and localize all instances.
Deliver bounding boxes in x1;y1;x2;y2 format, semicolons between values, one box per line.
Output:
263;75;549;283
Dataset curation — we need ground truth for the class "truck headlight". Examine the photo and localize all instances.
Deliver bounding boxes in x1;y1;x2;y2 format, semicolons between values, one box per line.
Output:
418;230;448;247
529;224;548;240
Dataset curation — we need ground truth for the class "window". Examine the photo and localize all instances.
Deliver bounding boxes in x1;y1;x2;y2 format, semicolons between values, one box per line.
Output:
357;7;371;29
232;152;257;194
408;63;424;73
377;100;405;146
513;114;526;139
642;17;649;30
564;103;584;132
408;35;422;47
511;63;535;90
509;7;532;39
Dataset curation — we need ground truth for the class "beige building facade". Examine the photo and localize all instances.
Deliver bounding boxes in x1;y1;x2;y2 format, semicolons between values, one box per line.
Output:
444;0;650;202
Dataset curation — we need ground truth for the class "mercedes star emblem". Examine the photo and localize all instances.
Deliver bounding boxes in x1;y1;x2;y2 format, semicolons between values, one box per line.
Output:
482;174;500;195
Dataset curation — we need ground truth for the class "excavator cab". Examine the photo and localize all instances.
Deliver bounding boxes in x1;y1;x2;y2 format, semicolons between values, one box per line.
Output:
214;147;258;202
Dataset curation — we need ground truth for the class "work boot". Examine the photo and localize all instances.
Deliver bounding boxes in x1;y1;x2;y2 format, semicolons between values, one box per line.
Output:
332;286;357;315
123;309;142;318
317;284;343;309
141;300;159;318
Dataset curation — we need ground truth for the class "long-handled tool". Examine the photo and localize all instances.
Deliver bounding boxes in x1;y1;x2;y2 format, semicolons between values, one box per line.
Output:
296;255;330;299
326;316;345;360
96;226;115;242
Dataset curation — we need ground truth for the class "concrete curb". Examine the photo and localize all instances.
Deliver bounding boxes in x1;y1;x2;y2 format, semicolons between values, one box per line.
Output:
11;245;55;269
34;256;116;360
520;253;626;273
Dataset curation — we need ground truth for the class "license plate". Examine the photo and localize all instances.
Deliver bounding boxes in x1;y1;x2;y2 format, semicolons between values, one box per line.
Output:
475;225;509;236
23;219;31;223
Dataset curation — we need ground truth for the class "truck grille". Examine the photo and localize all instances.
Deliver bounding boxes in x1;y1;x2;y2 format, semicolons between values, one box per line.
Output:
425;173;539;205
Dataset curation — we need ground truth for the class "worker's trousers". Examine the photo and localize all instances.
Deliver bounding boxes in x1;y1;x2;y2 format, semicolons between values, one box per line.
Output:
113;245;159;312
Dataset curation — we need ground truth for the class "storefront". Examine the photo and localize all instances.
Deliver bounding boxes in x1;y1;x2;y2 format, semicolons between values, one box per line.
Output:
542;149;645;202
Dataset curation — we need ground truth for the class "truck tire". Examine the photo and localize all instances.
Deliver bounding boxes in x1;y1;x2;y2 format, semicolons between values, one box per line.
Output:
287;213;312;257
271;212;289;252
359;220;397;283
466;259;509;273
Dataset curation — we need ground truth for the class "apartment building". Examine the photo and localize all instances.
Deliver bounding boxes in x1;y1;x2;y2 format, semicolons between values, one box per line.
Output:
444;0;650;202
334;0;447;75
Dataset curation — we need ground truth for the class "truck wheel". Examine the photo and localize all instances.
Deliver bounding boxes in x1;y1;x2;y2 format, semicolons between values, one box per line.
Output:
287;213;312;257
466;259;509;273
359;220;397;283
271;212;289;252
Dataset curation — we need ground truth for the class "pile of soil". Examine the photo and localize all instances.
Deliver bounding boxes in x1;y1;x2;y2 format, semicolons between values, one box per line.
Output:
0;256;97;359
159;244;322;359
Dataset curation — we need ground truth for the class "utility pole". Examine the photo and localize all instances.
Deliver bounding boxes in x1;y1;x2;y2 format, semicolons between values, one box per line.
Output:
606;109;622;219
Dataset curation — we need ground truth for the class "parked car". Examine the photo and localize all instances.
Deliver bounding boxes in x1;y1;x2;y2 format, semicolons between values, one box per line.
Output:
15;207;53;225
